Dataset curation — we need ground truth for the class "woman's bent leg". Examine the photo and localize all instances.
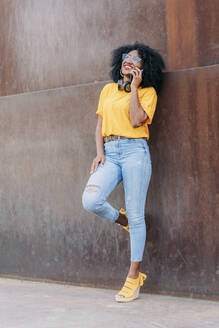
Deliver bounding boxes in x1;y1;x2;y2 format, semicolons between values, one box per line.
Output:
82;158;122;222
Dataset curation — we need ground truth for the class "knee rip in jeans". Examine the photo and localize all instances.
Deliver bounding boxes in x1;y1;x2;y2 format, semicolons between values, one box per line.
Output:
85;184;100;192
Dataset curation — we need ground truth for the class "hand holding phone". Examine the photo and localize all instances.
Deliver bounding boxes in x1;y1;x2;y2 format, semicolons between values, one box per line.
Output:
130;67;143;90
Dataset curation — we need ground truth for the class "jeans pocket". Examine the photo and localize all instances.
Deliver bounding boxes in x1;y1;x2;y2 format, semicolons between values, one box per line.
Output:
104;141;114;154
142;140;149;153
134;139;149;153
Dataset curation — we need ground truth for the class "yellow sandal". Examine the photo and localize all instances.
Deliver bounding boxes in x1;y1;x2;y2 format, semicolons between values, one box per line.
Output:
116;208;130;232
115;272;147;302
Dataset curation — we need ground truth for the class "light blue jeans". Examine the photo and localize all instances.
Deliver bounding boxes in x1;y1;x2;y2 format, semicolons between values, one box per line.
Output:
82;137;152;262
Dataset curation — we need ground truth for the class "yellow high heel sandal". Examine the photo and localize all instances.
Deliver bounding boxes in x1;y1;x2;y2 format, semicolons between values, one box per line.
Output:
116;208;130;232
115;272;147;302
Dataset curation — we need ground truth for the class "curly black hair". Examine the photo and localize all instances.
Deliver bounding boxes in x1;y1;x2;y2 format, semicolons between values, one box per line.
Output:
110;41;165;93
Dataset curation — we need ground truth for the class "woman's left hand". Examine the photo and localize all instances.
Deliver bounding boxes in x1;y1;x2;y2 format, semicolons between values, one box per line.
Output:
130;67;143;90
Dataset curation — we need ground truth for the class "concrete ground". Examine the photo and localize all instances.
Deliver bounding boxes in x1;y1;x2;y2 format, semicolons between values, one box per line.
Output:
0;278;218;328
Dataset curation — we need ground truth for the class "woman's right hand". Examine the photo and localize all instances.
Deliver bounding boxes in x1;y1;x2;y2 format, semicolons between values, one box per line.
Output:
90;154;105;174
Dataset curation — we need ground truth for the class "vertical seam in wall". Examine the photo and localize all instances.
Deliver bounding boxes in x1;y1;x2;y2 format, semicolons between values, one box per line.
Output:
165;0;198;70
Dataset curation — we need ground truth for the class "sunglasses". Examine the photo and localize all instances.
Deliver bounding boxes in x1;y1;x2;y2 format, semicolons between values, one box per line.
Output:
122;53;142;65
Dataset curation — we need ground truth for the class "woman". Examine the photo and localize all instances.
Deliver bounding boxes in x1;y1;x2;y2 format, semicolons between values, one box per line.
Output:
82;41;165;302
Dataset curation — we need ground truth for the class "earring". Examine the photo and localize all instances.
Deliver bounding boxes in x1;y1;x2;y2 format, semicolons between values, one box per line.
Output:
120;68;124;77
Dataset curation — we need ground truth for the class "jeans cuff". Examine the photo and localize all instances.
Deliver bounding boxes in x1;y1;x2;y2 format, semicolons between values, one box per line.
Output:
113;209;120;222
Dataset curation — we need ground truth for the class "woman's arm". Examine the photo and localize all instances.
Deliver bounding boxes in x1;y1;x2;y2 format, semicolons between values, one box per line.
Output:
129;67;148;128
90;115;105;174
129;88;147;128
95;115;104;155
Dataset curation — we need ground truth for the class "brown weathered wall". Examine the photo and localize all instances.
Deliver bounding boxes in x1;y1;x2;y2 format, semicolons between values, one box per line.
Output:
147;66;219;296
165;0;219;69
0;0;167;96
0;0;218;298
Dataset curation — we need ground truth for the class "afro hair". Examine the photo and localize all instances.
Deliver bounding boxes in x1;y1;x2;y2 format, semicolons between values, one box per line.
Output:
110;41;165;93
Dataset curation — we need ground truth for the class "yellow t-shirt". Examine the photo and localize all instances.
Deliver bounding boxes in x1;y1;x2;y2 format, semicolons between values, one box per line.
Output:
96;82;157;140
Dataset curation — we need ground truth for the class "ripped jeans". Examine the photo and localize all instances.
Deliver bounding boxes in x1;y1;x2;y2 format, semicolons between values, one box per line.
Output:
82;137;152;262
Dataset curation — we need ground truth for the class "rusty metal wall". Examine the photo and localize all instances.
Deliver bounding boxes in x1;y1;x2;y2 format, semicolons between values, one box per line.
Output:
1;0;218;97
0;0;167;96
0;0;218;298
147;66;219;296
165;0;219;69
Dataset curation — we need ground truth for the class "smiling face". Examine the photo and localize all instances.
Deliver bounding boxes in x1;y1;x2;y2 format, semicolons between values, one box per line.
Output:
121;50;143;77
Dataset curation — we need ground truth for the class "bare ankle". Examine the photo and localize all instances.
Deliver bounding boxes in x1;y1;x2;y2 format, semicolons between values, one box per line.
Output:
115;213;128;226
127;272;139;279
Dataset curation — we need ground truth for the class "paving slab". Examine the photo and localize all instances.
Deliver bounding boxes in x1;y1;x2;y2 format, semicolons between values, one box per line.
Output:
0;278;218;328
